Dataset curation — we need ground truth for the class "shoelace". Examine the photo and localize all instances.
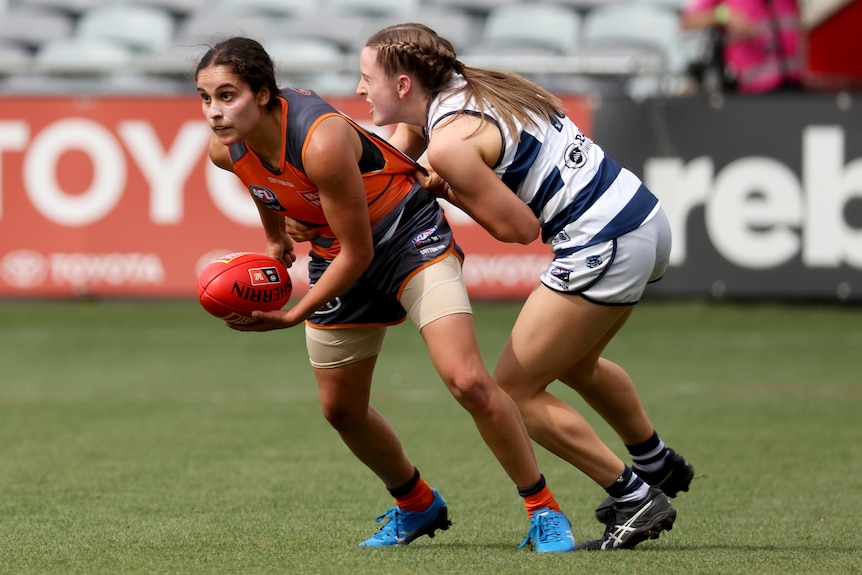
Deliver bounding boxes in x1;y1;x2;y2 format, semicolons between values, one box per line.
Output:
518;511;563;548
368;507;400;541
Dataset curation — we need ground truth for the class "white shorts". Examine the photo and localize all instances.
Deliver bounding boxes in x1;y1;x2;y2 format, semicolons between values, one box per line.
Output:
539;206;672;305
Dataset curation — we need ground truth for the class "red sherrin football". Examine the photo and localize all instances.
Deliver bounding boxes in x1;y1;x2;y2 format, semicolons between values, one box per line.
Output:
197;252;292;325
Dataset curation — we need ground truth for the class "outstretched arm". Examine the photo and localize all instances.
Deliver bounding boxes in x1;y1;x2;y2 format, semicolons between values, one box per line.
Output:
427;115;539;245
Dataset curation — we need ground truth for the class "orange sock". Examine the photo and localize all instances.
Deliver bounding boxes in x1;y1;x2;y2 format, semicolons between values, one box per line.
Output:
395;477;435;513
523;485;561;518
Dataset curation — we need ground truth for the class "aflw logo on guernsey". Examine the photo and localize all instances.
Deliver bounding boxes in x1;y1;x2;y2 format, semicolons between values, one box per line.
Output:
230;266;289;303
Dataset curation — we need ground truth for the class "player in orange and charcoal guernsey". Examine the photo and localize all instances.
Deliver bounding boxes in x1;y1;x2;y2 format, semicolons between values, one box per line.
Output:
195;36;577;551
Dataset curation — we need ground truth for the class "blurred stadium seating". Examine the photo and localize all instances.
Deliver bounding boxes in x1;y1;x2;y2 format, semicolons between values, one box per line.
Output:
466;3;582;56
0;0;697;97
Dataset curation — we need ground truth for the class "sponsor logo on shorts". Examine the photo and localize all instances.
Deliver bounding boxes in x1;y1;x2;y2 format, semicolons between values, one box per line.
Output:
313;297;342;315
543;273;567;290
585;255;603;269
412;225;440;247
553;230;571;245
550;266;571;282
420;245;446;255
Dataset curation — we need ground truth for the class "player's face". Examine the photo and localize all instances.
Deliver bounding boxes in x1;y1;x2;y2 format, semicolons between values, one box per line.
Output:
197;65;268;145
356;47;403;127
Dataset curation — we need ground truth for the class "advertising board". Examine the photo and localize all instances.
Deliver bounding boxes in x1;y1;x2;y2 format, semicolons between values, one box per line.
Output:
0;95;590;300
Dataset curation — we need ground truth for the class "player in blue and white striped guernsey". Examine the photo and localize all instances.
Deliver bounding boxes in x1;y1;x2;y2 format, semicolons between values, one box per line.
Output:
358;23;694;550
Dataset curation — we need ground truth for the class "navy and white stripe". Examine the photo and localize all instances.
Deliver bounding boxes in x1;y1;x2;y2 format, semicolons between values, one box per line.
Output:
428;80;659;254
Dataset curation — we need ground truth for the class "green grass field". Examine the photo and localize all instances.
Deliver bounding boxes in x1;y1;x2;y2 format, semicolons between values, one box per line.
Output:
0;299;859;575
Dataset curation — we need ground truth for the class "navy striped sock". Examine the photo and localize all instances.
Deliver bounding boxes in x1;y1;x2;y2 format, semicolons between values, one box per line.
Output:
627;431;668;474
605;466;649;504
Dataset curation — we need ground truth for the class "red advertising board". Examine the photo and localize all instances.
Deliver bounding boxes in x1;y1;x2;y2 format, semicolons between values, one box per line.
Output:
0;94;592;300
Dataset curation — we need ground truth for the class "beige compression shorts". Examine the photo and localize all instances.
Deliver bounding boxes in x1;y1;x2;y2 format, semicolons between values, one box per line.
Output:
305;252;472;369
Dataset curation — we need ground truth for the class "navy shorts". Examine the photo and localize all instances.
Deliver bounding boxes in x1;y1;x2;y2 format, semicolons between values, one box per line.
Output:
307;186;463;328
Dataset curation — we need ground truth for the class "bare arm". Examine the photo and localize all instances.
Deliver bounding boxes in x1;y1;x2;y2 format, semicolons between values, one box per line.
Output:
209;134;296;268
254;201;296;268
245;116;374;329
427;115;539;245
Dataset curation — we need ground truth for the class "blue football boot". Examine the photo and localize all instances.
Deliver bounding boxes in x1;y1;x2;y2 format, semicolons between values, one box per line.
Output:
519;508;576;552
359;489;451;547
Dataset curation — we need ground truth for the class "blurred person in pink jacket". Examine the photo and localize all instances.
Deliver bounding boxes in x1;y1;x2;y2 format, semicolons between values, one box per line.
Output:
681;0;803;93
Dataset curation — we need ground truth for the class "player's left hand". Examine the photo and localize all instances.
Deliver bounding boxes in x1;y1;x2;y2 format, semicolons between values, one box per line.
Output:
265;234;296;269
285;217;320;243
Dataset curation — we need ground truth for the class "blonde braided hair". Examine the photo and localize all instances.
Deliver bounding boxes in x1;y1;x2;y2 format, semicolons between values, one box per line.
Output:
365;23;565;136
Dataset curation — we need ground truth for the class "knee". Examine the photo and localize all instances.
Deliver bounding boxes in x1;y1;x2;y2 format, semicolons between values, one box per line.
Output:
446;369;495;414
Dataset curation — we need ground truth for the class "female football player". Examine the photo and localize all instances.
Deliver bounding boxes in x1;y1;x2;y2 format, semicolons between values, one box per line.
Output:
355;23;693;550
195;36;574;552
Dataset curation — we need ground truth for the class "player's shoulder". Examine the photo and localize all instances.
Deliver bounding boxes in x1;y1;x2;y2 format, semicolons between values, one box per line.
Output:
281;87;336;114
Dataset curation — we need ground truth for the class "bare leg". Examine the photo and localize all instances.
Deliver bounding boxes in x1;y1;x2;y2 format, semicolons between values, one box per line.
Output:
558;308;656;446
419;311;542;490
495;285;649;487
314;355;416;489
